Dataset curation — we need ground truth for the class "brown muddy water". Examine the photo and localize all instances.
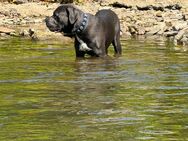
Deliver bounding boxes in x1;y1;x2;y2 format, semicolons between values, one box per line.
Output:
0;37;188;141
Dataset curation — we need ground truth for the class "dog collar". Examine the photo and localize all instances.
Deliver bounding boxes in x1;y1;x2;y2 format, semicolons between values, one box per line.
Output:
74;13;88;34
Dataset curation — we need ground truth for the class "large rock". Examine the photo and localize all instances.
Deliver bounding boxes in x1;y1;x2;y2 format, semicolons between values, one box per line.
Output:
174;27;188;45
157;22;167;35
164;31;178;37
155;11;163;17
183;12;188;21
128;25;137;35
13;0;28;5
136;5;153;11
19;29;30;36
175;27;188;41
165;4;182;10
0;26;15;34
164;12;184;21
9;8;20;18
146;25;161;35
137;26;145;35
110;2;132;9
136;4;182;11
172;21;188;31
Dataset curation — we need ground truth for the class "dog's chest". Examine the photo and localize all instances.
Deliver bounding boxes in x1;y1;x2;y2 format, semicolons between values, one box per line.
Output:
79;42;91;51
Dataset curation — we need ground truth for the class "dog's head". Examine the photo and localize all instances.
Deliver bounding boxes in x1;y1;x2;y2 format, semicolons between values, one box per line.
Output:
45;4;82;35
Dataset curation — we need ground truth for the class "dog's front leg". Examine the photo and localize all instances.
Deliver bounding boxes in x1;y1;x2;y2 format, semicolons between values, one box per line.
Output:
74;38;85;58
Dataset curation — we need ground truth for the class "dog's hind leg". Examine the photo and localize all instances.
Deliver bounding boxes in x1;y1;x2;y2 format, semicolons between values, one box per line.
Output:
112;32;122;56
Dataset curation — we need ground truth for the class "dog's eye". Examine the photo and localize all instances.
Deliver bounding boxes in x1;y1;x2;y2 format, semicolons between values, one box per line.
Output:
53;14;59;22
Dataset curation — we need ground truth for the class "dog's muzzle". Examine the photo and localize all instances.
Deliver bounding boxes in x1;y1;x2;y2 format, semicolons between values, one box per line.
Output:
45;16;63;32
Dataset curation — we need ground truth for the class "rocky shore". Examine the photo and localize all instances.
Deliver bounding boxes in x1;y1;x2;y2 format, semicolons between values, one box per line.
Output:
0;0;188;50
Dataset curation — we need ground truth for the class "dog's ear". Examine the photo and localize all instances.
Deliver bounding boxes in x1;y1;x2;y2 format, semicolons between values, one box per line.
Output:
66;7;79;24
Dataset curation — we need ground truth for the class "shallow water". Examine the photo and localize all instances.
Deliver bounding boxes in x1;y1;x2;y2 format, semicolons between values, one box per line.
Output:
0;37;188;141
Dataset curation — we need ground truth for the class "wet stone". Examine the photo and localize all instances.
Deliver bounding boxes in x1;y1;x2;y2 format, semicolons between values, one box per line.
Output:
164;31;179;37
0;26;15;34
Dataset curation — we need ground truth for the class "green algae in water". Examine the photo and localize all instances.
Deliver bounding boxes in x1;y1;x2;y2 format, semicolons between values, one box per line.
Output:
0;37;188;141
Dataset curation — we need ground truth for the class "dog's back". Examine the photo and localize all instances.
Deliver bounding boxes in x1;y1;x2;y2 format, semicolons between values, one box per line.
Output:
96;9;119;23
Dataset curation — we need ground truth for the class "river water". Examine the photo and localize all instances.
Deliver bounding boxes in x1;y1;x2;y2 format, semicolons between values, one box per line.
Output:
0;37;188;140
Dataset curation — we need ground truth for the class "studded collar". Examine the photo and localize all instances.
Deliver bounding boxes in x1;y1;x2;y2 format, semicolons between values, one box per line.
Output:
73;13;88;34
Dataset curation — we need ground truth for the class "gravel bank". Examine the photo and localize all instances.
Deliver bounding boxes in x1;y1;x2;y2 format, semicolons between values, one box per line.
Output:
0;1;188;50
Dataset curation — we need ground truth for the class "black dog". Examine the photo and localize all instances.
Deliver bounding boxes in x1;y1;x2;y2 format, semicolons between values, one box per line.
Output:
45;4;122;57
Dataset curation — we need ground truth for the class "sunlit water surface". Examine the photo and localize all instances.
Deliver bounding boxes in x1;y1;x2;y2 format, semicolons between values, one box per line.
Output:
0;37;188;141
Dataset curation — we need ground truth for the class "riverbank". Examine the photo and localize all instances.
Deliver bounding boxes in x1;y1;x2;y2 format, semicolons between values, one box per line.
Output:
0;0;188;50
